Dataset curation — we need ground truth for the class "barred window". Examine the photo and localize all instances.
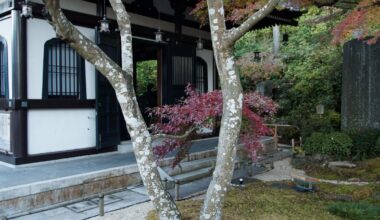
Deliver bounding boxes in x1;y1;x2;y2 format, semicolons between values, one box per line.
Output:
195;57;208;93
43;38;86;99
0;36;8;98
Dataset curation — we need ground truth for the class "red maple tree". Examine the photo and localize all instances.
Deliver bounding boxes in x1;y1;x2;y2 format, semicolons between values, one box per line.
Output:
149;85;278;166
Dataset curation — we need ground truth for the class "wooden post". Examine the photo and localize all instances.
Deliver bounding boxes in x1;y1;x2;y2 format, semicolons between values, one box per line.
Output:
274;125;278;149
291;138;295;152
163;178;168;190
175;180;180;201
99;193;105;216
247;161;253;177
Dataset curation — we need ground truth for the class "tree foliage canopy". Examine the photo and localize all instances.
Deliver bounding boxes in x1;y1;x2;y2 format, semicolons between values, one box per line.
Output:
233;7;343;138
191;0;380;44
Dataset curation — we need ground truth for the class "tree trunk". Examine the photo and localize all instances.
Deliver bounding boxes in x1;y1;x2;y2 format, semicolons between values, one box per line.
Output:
201;0;278;219
200;48;243;220
43;0;180;219
200;2;243;220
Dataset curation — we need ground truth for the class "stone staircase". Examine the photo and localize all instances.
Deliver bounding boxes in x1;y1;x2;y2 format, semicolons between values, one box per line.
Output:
156;136;286;200
117;141;133;153
159;156;216;191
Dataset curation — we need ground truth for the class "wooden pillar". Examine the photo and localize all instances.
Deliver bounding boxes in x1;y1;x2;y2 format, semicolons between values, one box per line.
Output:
10;10;28;161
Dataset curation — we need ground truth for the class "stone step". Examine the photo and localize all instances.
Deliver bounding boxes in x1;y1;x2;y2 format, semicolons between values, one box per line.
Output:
173;167;213;185
163;157;216;176
118;141;133;153
158;149;217;167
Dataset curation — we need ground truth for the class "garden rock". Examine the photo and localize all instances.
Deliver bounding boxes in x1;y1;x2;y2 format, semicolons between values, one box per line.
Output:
374;192;380;200
348;178;361;182
312;154;330;162
328;161;357;169
324;193;353;202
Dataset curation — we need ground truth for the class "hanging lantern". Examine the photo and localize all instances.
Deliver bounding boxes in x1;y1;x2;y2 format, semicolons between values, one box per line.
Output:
99;16;110;32
21;0;33;18
155;29;163;42
99;0;110;32
155;0;163;42
196;37;203;50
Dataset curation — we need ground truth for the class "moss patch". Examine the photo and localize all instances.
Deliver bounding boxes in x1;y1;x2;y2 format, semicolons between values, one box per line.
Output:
294;157;380;182
317;183;380;204
147;182;342;220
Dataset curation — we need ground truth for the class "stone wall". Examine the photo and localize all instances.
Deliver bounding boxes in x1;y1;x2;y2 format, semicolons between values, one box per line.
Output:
341;39;380;129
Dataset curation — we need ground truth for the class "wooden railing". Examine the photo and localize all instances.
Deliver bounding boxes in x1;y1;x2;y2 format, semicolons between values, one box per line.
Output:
264;124;300;149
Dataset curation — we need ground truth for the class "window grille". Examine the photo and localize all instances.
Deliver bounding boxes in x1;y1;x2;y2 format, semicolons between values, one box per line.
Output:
43;38;86;99
195;57;208;93
172;56;194;86
0;37;8;98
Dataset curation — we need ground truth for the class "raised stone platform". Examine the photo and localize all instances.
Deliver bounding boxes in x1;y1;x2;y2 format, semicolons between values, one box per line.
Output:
0;136;276;218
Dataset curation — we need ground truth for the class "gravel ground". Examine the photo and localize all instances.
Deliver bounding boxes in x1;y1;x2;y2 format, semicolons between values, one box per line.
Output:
253;158;295;182
89;201;154;220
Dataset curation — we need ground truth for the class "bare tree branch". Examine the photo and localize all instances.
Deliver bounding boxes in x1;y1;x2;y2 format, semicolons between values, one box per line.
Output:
152;127;197;141
224;0;280;47
303;9;344;25
43;1;181;219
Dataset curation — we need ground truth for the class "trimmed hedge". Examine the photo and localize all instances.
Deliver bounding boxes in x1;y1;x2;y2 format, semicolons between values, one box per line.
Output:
345;129;380;160
303;132;352;159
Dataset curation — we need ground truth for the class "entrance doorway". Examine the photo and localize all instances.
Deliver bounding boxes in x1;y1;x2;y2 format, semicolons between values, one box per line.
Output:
133;39;160;125
96;31;199;148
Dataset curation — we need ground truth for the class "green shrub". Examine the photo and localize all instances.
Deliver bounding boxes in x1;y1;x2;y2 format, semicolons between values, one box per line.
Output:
303;132;325;154
345;129;380;160
283;111;341;139
328;202;380;220
300;111;341;138
376;137;380;156
303;132;352;159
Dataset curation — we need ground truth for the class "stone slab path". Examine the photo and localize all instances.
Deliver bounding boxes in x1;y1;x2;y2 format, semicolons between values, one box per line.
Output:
11;185;150;220
253;158;294;182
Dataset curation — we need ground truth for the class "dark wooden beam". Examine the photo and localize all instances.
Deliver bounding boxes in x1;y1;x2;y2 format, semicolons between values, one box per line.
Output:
14;146;117;165
169;0;187;37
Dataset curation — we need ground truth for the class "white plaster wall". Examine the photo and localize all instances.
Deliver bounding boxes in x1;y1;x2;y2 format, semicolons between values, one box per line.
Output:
26;19;97;154
27;18;96;99
28;109;96;155
31;0;96;15
196;49;214;91
0;16;13;98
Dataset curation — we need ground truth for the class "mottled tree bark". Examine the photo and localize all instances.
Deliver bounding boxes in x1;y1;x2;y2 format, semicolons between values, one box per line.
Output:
200;0;279;219
42;0;180;219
